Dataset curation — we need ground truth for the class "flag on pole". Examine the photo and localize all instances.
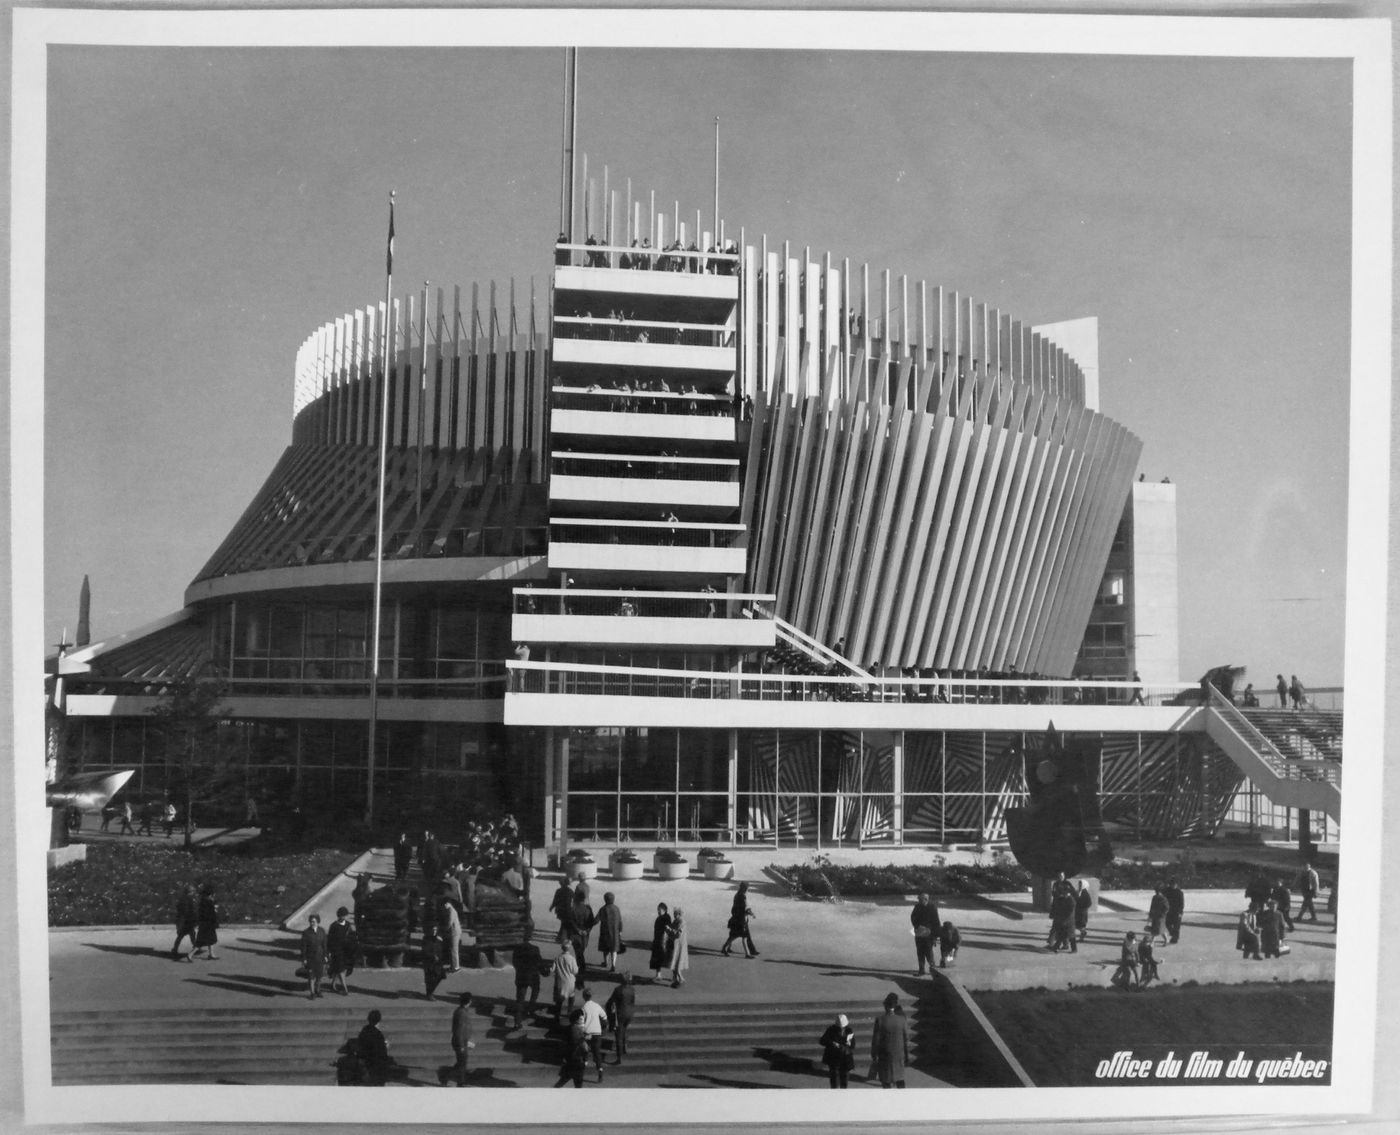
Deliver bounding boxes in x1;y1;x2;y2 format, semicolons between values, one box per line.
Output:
386;193;396;276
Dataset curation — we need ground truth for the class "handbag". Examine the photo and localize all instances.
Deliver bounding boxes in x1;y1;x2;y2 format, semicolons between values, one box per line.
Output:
618;942;627;954
295;965;309;978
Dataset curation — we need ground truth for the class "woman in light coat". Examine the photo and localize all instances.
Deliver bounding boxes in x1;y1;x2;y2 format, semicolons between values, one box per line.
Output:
552;942;579;1022
666;907;690;988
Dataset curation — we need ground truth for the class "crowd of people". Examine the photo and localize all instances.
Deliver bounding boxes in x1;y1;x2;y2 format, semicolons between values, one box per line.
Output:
559;232;739;275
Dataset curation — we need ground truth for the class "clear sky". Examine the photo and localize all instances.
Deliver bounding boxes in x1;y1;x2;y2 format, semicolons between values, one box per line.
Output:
42;42;1353;685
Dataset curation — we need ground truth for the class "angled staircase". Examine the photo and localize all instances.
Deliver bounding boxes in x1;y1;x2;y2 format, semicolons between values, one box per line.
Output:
1203;690;1341;822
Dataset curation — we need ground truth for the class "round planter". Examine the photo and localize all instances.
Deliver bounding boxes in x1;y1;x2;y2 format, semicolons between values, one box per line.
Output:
656;859;690;881
610;859;644;881
702;858;734;881
564;859;597;881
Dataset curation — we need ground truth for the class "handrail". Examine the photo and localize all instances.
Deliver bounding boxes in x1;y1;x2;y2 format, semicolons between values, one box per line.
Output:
1208;688;1341;784
515;587;775;602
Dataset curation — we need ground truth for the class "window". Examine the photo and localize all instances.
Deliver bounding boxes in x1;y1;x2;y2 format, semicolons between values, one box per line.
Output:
1097;572;1126;606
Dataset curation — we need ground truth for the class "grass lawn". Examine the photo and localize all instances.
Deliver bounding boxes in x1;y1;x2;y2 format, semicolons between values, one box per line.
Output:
973;982;1334;1087
49;841;355;926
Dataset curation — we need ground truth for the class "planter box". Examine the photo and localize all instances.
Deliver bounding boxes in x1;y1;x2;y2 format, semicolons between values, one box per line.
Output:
610;859;644;880
702;858;734;881
564;859;598;881
655;859;690;881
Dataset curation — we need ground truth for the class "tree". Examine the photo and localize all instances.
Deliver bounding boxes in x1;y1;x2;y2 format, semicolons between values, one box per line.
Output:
148;663;240;850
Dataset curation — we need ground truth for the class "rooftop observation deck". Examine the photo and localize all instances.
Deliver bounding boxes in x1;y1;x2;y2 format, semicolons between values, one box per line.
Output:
511;587;776;650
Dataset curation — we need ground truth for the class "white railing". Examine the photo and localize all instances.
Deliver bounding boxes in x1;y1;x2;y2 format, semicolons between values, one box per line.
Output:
514;588;774;620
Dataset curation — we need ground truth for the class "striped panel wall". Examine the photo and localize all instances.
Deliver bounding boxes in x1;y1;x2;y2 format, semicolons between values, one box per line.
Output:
291;283;548;480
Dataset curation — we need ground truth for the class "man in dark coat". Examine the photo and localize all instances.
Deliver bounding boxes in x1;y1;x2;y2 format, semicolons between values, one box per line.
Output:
604;973;635;1064
1147;886;1169;946
1244;876;1272;914
450;992;475;1086
549;880;575;942
910;893;940;975
357;1010;392;1085
1073;881;1093;943
1048;879;1077;953
1162;878;1185;944
596;892;623;972
870;992;910;1088
512;938;544;1029
301;913;328;999
326;906;357;995
393;833;413;881
1298;862;1320;922
170;884;198;961
1271;879;1296;932
1258;900;1287;958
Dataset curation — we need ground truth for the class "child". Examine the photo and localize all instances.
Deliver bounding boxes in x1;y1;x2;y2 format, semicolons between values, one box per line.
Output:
938;921;961;968
1137;937;1159;988
1111;931;1140;991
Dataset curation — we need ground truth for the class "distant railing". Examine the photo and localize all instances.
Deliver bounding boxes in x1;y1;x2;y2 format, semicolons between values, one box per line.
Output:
551;454;738;482
1208;688;1342;785
557;240;740;274
549;518;744;549
72;671;507;700
382;525;548;560
513;587;774;620
554;316;734;348
551;386;734;416
507;660;1195;707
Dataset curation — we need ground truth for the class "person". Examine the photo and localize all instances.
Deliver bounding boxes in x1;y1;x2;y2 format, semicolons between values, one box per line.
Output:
596;892;623;972
1271;879;1296;933
1111;931;1140;990
170;883;198;961
1298;862;1321;923
1163;877;1185;944
1244;875;1272;914
421;830;442;884
568;888;595;969
137;801;156;837
938;921;961;968
1146;886;1169;946
1048;877;1077;953
421;924;446;999
1276;674;1289;709
450;992;475;1087
334;1037;367;1086
1138;937;1160;989
552;942;579;1023
721;882;758;958
1237;906;1263;960
870;992;910;1089
604;973;635;1065
301;913;328;999
511;642;530;690
1289;674;1306;709
326;906;357;995
1258;899;1287;958
550;878;576;942
666;907;690;987
555;231;571;267
909;892;940;973
244;795;261;827
1242;683;1259;707
191;885;220;960
162;801;178;838
511;937;544;1029
819;1013;856;1089
440;898;462;973
393;833;413;881
1073;881;1092;943
650;902;673;982
356;1010;392;1085
1129;670;1146;705
578;988;608;1081
553;1008;589;1088
118;800;135;836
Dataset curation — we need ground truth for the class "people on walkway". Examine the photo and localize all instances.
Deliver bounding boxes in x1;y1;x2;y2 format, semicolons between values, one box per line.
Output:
1163;878;1185;944
357;1010;393;1085
1275;674;1288;708
1137;937;1160;988
1073;881;1092;943
191;885;219;960
870;992;910;1088
1111;932;1140;990
512;937;544;1029
170;883;197;961
1289;674;1306;709
450;992;475;1086
722;882;758;958
301;913;328;998
162;802;177;838
819;1013;856;1089
553;1008;589;1088
118;800;134;836
550;879;575;942
1271;879;1297;932
666;908;690;987
1259;899;1287;958
1146;886;1169;946
1047;876;1076;953
604;973;635;1064
552;942;579;1023
938;921;961;968
568;887;595;970
1237;906;1263;960
421;924;446;999
1298;862;1320;922
910;892;940;972
650;902;673;982
326;906;357;995
596;892;623;972
578;988;608;1081
440;900;462;973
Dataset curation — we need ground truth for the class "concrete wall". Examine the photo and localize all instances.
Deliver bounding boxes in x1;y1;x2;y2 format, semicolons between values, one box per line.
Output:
1131;481;1181;684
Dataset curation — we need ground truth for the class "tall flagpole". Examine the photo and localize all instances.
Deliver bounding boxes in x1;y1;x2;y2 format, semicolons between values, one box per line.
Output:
367;190;395;828
416;279;429;523
713;116;720;244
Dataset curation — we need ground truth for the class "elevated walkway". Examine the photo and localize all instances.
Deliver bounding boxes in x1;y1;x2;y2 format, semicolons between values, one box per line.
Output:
1203;691;1341;822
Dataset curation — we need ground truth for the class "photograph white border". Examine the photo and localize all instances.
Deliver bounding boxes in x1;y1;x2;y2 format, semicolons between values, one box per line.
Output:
9;6;1392;1127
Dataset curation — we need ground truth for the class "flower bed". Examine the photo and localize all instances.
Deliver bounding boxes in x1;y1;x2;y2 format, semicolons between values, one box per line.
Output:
48;841;354;926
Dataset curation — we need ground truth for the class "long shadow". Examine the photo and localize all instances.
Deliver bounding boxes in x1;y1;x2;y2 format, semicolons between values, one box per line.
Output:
186;977;293;999
84;943;173;960
429;1064;523;1088
679;1073;798;1089
752;1047;823;1078
229;935;300;960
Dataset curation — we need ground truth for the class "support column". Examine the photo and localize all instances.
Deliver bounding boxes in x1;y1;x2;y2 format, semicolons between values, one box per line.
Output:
891;730;905;846
556;732;571;865
543;727;555;850
1298;808;1313;859
727;729;738;847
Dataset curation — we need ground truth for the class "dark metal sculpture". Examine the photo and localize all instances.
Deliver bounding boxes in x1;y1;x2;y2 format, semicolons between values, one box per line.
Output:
1004;724;1110;879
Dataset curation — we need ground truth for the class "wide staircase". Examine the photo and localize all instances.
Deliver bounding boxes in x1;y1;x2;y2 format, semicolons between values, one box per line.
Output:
1242;708;1344;762
1202;690;1342;821
52;992;973;1087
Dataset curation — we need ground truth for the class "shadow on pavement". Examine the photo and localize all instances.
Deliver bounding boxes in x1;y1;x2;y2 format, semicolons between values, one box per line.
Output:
84;943;174;960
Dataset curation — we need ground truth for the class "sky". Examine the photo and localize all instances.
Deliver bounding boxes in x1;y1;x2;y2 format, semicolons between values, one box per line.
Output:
42;39;1354;685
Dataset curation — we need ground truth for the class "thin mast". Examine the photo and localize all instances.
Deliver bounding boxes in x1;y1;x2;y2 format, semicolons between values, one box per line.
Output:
366;191;394;828
713;117;720;244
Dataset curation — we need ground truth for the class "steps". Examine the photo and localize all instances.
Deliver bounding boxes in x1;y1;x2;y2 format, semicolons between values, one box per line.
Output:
51;995;967;1087
1203;693;1341;822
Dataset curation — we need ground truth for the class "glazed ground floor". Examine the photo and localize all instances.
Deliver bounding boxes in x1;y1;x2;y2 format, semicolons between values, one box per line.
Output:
60;713;1300;846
